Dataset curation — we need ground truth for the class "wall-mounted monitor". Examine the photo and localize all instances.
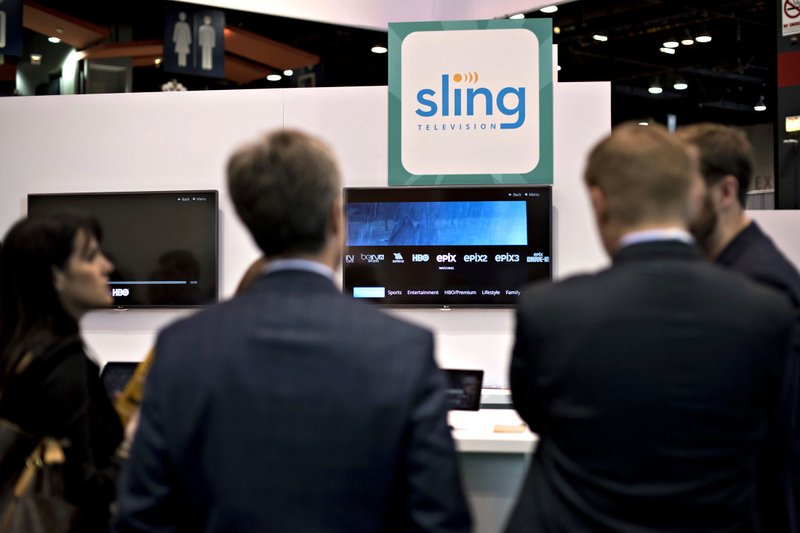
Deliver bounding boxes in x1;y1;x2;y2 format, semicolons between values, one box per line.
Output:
27;190;219;309
343;185;552;307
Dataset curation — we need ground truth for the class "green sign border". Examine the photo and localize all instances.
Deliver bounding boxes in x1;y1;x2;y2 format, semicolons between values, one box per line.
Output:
388;19;553;186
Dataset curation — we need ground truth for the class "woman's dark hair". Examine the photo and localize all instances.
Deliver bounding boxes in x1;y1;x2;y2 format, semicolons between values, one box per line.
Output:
0;213;101;385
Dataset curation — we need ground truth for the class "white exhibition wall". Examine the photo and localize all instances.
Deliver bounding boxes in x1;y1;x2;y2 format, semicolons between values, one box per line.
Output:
0;81;610;386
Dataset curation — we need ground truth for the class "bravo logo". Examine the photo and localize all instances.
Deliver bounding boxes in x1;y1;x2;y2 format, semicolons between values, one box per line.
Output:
401;28;540;176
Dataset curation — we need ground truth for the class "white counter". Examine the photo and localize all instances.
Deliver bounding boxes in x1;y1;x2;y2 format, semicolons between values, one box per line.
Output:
448;409;537;533
449;409;538;454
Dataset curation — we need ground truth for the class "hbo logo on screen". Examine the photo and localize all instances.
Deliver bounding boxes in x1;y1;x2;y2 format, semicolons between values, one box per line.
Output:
111;288;130;297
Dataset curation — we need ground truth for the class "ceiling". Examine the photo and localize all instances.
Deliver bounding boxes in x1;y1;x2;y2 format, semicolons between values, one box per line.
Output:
7;0;775;127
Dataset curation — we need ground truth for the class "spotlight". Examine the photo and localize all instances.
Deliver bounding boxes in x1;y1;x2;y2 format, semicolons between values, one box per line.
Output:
663;39;679;48
371;45;388;54
648;82;663;95
754;96;766;112
48;36;61;44
509;13;525;19
283;69;294;76
266;74;282;81
540;6;558;14
30;53;42;65
695;29;712;43
593;34;608;42
673;78;688;90
660;47;676;55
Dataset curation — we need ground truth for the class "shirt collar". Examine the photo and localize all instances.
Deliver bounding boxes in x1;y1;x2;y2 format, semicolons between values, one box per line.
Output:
264;259;337;282
618;228;695;249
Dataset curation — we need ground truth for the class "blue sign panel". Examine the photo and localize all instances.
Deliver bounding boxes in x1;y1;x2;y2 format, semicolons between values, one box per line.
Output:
163;2;225;79
0;0;23;57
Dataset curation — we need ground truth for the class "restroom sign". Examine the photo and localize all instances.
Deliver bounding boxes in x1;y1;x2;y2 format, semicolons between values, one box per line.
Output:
163;2;225;79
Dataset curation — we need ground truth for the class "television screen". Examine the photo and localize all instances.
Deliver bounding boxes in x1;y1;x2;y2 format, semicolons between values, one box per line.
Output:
27;190;219;308
343;186;552;307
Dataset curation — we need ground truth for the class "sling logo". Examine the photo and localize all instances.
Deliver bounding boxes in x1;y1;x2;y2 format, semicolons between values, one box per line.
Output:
400;28;540;175
415;73;526;130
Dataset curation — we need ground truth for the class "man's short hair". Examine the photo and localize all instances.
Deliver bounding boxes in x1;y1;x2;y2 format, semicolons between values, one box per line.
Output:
584;122;693;227
675;123;753;207
227;130;341;256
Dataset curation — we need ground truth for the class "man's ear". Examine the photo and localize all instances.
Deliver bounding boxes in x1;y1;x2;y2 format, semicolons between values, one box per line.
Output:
717;175;741;209
329;194;344;236
588;185;608;223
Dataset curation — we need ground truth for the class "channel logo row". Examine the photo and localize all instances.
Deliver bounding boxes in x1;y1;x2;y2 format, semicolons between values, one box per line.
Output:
345;252;550;264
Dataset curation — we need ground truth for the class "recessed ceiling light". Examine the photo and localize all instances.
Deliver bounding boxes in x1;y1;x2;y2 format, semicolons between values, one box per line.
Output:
638;121;649;126
681;38;694;46
673;81;688;90
593;34;608;42
553;26;561;34
540;6;558;14
266;74;282;81
663;40;679;48
754;96;766;112
648;82;663;95
154;58;162;65
660;47;676;55
509;13;525;19
695;33;712;43
371;45;388;54
557;65;562;71
48;36;61;44
30;53;42;65
283;69;294;76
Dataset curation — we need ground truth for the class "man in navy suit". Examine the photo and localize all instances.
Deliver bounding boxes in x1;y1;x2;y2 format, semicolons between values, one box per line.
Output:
678;123;800;533
115;130;471;532
505;122;795;532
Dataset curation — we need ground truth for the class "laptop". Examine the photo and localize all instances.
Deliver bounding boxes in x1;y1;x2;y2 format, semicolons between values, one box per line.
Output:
100;362;139;400
443;369;483;411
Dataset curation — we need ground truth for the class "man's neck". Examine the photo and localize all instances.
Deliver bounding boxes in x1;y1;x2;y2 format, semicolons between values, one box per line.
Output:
607;220;689;255
709;209;750;259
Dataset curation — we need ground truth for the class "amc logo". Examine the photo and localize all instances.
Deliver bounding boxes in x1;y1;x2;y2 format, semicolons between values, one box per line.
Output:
401;28;540;175
110;288;130;297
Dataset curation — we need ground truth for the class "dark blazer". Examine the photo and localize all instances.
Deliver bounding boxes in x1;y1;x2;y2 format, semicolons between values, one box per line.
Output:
0;336;123;533
506;240;794;533
115;268;471;533
717;221;800;533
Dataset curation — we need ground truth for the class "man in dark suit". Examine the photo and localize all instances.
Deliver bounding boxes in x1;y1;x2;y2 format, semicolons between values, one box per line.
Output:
114;130;471;532
678;122;800;533
505;122;795;532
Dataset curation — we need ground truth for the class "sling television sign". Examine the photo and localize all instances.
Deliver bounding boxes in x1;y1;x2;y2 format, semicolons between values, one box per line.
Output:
401;28;540;176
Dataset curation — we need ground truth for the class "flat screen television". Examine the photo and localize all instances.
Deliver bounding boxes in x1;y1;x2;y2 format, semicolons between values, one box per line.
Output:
343;185;552;307
27;190;219;308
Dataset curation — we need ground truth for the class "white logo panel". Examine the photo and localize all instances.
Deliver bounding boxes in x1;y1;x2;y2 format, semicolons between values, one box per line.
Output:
401;29;539;175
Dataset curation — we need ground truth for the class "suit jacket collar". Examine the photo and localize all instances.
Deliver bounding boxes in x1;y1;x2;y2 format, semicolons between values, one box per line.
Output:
716;221;764;269
249;268;342;296
612;239;703;267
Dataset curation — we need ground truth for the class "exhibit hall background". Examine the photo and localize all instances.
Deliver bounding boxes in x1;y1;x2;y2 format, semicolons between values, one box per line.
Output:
2;80;798;386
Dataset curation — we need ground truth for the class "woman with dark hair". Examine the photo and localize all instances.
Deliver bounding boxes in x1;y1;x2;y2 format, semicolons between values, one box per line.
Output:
0;213;124;532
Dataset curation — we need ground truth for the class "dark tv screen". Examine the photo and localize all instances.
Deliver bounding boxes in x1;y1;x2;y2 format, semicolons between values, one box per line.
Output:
343;186;552;307
27;190;218;308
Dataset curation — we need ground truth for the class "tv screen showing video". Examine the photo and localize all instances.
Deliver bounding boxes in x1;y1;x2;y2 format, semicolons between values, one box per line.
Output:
343;186;552;307
27;190;218;308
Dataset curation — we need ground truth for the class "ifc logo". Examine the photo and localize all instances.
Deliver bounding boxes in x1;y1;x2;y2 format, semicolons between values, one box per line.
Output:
401;28;540;176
